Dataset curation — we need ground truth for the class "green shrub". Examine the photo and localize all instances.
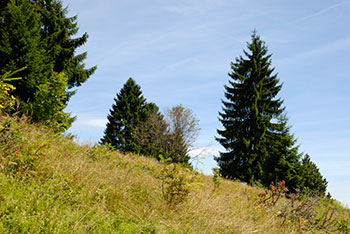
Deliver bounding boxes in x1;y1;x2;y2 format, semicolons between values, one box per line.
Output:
28;72;75;132
159;162;202;204
212;167;222;189
0;68;23;114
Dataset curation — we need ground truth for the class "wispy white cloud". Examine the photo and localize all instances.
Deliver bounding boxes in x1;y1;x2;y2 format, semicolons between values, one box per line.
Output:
189;145;223;175
66;114;107;143
301;1;348;21
276;38;350;66
140;55;201;80
302;38;350;57
72;113;107;128
84;118;107;128
319;160;350;176
165;0;225;15
189;145;224;157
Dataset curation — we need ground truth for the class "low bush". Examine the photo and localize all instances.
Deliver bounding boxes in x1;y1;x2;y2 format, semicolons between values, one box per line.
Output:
158;162;202;205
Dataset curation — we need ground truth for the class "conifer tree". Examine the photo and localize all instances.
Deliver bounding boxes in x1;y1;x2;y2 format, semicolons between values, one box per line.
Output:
134;105;169;159
0;0;51;104
299;154;327;196
216;32;327;194
216;32;284;184
0;0;95;128
35;0;96;91
100;78;154;153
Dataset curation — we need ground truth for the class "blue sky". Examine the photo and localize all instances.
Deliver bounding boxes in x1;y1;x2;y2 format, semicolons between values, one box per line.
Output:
63;0;350;206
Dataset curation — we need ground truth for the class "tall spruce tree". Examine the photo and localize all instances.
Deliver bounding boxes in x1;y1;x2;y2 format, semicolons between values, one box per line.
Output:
216;32;327;194
0;0;95;127
216;32;284;184
100;78;155;153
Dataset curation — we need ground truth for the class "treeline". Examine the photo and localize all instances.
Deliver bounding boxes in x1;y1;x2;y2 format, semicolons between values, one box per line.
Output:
100;78;200;166
0;1;327;195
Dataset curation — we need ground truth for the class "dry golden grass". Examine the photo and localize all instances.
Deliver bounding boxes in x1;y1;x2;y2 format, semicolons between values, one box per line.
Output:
0;115;349;233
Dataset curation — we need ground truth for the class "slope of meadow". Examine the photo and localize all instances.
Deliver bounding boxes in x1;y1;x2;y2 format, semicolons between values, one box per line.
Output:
0;115;349;234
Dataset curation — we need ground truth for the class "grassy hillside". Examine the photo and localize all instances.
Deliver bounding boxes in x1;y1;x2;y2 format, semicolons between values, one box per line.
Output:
0;115;349;234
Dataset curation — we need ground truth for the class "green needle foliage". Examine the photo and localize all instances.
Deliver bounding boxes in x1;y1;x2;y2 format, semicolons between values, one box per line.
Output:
100;78;155;153
34;0;96;96
0;0;49;104
262;114;303;192
0;0;95;129
300;154;327;196
134;105;169;159
216;31;284;184
216;31;327;194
